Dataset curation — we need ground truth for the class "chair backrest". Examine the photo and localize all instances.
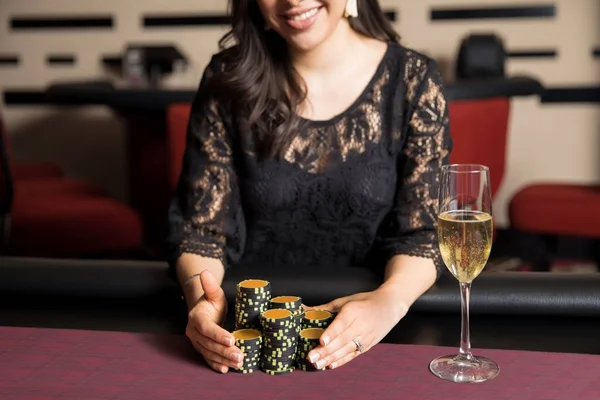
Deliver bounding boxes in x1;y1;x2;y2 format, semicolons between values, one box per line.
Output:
456;33;506;80
0;113;14;250
166;102;192;193
0;113;14;208
448;97;510;198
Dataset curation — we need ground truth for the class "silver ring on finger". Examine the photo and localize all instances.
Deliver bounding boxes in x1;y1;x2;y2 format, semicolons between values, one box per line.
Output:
353;338;364;353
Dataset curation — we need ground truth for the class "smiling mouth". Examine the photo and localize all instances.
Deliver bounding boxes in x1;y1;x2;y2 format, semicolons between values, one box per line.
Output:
285;7;321;22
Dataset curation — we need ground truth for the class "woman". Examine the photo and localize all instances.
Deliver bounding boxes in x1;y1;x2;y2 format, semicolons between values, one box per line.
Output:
167;0;452;374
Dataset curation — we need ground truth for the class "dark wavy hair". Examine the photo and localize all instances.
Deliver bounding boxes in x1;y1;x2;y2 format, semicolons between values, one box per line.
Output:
211;0;400;157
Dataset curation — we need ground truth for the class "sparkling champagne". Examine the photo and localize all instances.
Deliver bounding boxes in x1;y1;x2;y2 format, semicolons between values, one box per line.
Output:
438;210;493;282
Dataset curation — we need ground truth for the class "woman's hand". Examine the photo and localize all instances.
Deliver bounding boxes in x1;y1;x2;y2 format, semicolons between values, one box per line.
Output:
186;270;244;373
304;286;409;370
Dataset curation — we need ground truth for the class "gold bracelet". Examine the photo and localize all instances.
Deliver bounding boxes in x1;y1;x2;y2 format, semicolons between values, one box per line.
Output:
183;273;202;287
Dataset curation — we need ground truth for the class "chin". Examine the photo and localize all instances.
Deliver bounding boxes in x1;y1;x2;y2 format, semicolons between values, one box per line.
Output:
285;33;328;53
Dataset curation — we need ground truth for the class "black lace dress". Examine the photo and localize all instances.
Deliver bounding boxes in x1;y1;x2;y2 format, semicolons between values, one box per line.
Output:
166;43;452;279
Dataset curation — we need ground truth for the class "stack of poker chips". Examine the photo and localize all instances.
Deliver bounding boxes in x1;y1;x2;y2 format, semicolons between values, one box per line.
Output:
258;309;298;375
235;279;271;330
302;309;335;330
231;329;262;374
296;328;326;371
269;295;304;335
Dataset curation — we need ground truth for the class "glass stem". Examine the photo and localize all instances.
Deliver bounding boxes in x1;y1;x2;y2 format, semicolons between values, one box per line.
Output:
459;281;474;360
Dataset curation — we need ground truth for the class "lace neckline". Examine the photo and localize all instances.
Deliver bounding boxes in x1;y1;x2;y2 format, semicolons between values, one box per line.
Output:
298;42;393;127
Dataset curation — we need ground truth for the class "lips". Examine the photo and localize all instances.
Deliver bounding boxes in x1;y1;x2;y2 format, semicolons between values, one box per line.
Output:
282;6;323;30
286;7;320;22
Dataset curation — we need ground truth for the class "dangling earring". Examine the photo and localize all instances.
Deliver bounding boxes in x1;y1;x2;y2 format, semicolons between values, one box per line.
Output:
344;0;359;18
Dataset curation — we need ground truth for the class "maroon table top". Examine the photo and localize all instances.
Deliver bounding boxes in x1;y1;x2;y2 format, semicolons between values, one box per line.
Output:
1;326;599;400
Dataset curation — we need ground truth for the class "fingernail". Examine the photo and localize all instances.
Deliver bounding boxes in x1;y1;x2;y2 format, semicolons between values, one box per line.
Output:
316;360;325;369
232;353;242;362
224;337;234;346
330;362;337;369
220;366;227;373
321;336;330;346
308;352;320;363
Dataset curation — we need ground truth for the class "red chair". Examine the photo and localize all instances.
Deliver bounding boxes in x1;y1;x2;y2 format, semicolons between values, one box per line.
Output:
509;184;600;271
0;119;64;180
1;113;144;258
448;97;510;198
12;163;63;180
167;103;192;193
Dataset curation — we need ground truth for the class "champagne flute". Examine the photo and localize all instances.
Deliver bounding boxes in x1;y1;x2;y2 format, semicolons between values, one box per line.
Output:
429;164;499;383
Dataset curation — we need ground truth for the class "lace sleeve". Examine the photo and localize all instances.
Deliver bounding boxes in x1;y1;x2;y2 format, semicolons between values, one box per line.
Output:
380;57;452;279
166;57;245;271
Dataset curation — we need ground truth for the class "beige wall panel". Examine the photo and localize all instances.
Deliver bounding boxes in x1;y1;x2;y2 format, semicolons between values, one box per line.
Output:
1;0;228;14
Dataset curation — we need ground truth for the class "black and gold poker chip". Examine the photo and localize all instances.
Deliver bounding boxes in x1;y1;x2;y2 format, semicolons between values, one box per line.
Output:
258;308;299;374
262;367;295;375
269;295;304;335
235;279;271;330
295;328;325;372
269;295;303;310
230;328;262;374
302;309;334;330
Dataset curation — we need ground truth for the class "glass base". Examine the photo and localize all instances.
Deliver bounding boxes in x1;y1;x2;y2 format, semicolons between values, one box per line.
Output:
429;354;499;383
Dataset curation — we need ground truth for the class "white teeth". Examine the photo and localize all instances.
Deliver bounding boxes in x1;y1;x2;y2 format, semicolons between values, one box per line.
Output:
290;8;319;21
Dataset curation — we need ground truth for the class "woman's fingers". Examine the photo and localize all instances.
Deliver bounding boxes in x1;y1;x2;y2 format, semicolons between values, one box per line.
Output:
189;327;243;373
186;310;243;371
198;318;235;347
187;324;242;361
319;337;362;370
189;310;235;347
329;347;360;370
198;342;243;371
307;307;355;364
198;335;243;364
190;341;229;373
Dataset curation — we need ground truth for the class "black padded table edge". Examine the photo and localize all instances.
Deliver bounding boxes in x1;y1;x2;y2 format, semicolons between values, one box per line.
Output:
1;256;599;318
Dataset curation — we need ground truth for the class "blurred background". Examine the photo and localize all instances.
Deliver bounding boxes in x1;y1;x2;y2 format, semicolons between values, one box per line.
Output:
1;0;598;274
